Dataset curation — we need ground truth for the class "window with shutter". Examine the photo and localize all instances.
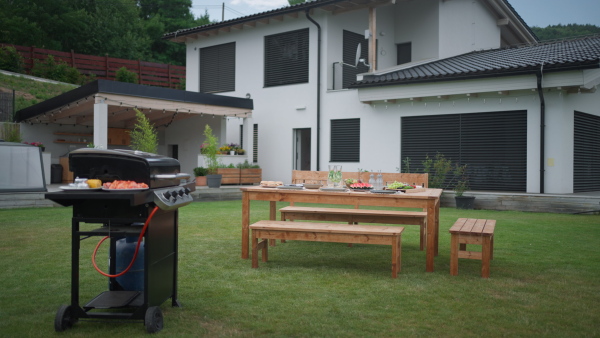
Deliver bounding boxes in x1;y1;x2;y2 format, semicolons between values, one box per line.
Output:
200;42;235;93
574;111;600;192
264;29;309;87
253;124;258;163
401;111;527;192
331;118;360;162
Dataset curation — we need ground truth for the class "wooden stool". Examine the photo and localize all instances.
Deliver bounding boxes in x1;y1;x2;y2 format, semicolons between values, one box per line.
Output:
449;218;496;278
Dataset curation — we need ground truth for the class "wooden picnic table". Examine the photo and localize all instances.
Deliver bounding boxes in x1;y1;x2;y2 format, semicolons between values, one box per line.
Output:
240;187;443;272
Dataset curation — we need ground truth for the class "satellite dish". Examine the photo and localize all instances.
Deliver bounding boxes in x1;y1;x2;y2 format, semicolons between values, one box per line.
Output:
355;44;362;67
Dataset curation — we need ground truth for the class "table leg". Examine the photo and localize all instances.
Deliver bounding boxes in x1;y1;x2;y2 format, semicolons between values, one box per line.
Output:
426;199;436;272
269;201;277;246
434;198;440;256
241;192;250;259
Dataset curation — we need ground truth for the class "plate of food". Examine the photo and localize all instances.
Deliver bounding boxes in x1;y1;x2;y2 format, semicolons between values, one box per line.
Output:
60;186;102;191
260;181;283;188
102;180;149;191
348;183;374;191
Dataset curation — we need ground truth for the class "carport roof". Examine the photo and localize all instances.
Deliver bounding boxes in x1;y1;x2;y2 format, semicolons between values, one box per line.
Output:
15;79;253;129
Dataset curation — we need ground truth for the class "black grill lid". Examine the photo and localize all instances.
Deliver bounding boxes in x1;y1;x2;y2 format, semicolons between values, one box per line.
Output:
68;149;182;188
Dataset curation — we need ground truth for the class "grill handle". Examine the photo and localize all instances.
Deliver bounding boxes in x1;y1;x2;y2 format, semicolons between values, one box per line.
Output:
152;173;191;180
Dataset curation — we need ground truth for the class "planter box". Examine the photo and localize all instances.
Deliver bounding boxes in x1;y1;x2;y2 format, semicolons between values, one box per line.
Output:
241;168;262;185
217;168;241;185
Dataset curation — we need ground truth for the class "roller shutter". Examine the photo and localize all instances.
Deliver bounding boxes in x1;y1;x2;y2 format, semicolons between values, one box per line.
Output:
401;111;527;192
574;111;600;192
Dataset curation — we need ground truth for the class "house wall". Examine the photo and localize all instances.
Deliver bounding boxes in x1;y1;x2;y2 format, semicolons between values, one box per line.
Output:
179;0;596;193
438;0;501;58
394;0;440;62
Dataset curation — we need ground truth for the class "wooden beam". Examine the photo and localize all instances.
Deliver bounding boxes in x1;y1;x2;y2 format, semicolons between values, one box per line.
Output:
369;7;376;72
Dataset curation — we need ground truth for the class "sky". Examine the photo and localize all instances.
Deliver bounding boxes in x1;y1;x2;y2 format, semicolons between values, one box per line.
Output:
191;0;600;28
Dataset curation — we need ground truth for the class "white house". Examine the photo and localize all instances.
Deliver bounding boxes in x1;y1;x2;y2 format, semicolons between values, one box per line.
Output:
164;0;600;194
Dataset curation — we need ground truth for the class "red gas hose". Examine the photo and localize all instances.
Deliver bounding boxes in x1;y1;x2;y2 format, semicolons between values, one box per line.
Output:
92;206;159;278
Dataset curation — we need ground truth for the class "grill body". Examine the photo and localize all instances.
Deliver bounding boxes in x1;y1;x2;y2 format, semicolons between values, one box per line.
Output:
46;149;194;333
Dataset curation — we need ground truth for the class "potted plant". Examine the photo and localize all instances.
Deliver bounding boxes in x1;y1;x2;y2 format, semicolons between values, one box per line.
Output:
193;166;208;186
237;160;262;185
203;125;222;188
452;164;475;209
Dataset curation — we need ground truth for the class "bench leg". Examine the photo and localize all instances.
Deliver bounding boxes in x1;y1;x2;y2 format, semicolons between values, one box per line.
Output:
450;234;459;276
252;237;268;268
391;235;402;278
481;236;491;278
420;220;426;251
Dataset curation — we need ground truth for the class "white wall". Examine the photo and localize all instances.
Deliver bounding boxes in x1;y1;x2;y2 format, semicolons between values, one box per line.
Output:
394;0;440;62
438;0;501;58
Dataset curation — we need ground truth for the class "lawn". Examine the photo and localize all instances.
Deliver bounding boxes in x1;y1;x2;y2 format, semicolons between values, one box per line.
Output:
0;201;598;337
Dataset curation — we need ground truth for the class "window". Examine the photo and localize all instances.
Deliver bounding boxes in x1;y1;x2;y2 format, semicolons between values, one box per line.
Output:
397;42;411;65
253;124;258;163
342;30;369;89
401;111;527;192
330;118;360;162
239;125;244;150
264;28;309;87
200;42;235;93
574;111;600;192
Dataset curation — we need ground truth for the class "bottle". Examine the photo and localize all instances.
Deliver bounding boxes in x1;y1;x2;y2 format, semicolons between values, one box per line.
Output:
376;171;383;190
369;173;375;187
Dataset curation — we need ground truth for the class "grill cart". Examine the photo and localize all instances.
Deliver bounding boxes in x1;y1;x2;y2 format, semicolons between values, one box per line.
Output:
46;149;195;333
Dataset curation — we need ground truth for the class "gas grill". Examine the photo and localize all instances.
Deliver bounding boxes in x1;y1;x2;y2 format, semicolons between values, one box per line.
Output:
46;149;195;333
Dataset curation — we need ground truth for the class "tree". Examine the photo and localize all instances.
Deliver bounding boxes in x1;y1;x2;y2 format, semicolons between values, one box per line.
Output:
129;109;158;154
531;24;600;41
138;0;211;65
288;0;306;5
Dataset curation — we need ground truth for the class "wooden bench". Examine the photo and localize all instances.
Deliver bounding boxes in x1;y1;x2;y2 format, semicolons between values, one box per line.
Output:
250;220;404;278
449;218;496;278
279;206;427;250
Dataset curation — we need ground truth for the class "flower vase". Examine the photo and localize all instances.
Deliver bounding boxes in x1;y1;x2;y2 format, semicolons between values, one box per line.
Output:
328;165;342;188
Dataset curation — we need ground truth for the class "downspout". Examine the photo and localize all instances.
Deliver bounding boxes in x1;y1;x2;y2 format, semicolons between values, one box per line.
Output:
306;10;321;171
536;63;545;193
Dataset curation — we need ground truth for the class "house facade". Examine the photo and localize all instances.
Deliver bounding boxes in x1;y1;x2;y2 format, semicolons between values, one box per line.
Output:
165;0;600;194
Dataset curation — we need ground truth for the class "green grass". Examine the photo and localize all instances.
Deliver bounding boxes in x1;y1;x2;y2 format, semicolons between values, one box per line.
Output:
0;72;77;112
0;201;599;337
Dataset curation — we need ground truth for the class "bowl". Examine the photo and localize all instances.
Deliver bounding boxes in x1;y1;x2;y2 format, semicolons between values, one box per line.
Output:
303;183;323;189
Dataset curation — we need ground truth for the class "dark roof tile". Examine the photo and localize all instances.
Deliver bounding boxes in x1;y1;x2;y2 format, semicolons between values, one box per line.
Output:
352;35;600;88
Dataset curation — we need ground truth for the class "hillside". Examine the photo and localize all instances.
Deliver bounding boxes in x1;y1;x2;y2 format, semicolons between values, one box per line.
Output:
0;72;77;119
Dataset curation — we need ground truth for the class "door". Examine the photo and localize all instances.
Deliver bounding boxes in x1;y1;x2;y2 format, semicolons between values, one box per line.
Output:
294;128;311;170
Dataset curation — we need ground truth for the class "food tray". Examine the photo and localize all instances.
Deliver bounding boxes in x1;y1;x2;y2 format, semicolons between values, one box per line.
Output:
370;189;397;194
320;187;347;192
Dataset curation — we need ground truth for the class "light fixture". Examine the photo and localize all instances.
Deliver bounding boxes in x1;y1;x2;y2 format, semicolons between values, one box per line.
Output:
246;93;251;99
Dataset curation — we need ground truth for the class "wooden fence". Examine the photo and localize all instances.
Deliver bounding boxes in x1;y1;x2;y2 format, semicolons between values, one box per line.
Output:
2;44;186;89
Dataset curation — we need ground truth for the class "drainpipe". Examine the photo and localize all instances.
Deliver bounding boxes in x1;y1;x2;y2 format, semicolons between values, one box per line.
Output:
536;63;545;193
306;10;321;171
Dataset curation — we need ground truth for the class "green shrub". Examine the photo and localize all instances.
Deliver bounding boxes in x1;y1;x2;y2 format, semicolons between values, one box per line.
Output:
30;55;81;84
193;167;208;177
115;67;138;84
0;46;25;73
0;123;22;142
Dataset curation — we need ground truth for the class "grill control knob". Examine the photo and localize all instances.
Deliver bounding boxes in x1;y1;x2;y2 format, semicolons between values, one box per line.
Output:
178;190;185;197
184;188;191;195
163;191;171;199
